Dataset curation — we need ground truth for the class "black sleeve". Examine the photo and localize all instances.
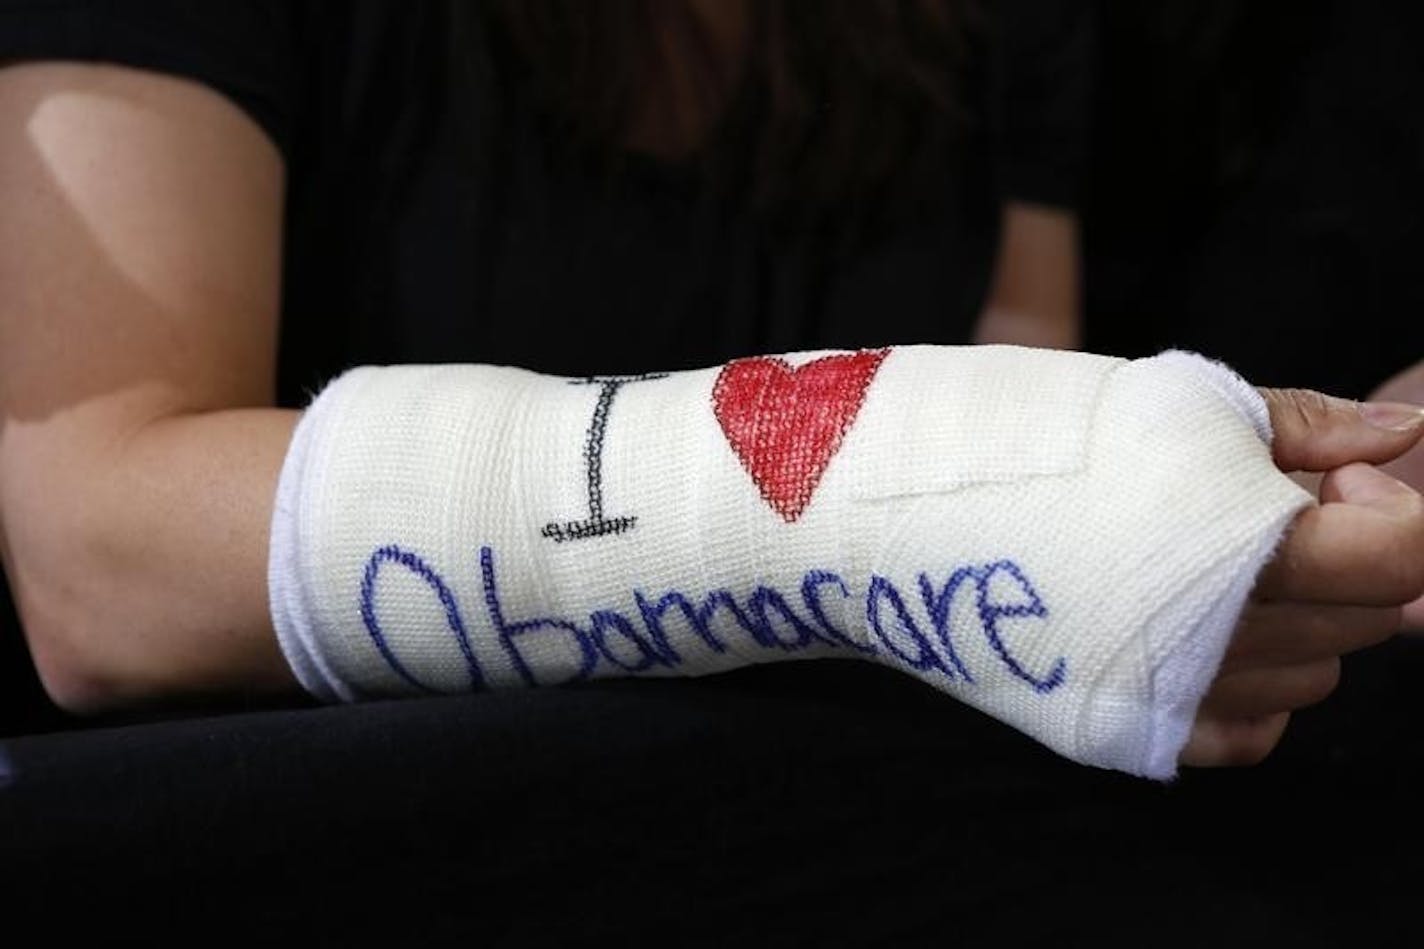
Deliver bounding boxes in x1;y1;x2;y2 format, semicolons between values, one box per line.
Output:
991;0;1095;210
0;0;298;162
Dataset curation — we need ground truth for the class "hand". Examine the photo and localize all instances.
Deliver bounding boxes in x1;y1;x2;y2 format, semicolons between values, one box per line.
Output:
1369;359;1424;629
1180;388;1424;767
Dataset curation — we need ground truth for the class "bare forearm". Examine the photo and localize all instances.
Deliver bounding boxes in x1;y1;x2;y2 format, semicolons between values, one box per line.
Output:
973;202;1081;350
3;407;300;712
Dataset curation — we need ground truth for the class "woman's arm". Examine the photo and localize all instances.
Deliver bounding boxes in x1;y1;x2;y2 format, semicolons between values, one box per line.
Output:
3;61;1420;776
973;201;1081;350
0;60;298;712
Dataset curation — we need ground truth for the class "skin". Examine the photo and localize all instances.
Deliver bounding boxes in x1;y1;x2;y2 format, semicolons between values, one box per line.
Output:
1184;392;1424;764
2;60;1422;771
975;201;1081;351
1369;360;1424;630
0;61;298;710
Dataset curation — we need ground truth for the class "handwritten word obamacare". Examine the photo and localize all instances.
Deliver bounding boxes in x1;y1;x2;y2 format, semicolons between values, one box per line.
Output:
359;545;1067;695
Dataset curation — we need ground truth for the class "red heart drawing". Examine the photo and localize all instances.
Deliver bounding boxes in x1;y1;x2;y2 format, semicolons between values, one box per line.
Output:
713;348;889;522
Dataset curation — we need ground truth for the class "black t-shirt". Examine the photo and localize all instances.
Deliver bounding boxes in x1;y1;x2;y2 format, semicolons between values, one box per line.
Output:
0;0;1090;404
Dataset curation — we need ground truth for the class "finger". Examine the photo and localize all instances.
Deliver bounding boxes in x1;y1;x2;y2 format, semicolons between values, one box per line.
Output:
1179;712;1291;768
1260;387;1424;472
1403;595;1424;635
1318;460;1424;508
1369;364;1424;491
1254;463;1424;605
1221;601;1400;672
1198;658;1340;718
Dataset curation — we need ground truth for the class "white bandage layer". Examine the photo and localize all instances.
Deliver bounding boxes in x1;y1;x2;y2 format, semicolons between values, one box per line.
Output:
269;346;1312;778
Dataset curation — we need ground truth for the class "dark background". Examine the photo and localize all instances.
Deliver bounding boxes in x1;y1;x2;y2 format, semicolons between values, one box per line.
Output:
1085;0;1422;394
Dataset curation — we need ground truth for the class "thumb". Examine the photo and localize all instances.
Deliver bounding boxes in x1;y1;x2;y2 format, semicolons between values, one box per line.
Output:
1259;388;1424;473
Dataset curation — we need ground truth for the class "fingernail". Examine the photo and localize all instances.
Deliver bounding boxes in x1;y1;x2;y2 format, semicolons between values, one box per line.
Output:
1359;401;1424;432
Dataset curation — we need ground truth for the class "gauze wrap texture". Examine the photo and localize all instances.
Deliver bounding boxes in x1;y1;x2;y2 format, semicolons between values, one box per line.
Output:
269;346;1311;778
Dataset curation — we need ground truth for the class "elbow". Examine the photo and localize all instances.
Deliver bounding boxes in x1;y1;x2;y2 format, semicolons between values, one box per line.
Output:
2;408;299;716
24;621;115;718
2;424;181;715
9;555;131;716
4;515;162;716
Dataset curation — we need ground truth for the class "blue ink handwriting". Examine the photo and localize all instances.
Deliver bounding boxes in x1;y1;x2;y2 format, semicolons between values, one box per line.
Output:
358;544;1067;694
